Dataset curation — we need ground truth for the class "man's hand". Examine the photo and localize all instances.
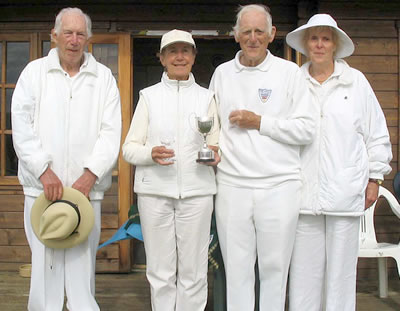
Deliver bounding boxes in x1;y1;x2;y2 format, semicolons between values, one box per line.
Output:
72;168;97;198
151;146;175;165
365;181;379;209
39;167;63;201
229;110;261;130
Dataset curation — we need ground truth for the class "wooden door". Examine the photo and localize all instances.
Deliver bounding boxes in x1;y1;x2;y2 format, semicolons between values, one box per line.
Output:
88;34;133;272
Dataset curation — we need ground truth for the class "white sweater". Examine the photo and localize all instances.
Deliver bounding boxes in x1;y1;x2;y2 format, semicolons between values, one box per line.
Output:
209;50;317;188
12;48;122;199
123;72;218;199
300;60;392;216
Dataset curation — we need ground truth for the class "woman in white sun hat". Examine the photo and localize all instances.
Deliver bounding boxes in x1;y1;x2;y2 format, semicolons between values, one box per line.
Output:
286;14;392;311
122;29;220;311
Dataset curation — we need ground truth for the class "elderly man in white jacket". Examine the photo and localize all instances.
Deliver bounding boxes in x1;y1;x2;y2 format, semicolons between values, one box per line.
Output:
209;4;316;311
11;7;121;311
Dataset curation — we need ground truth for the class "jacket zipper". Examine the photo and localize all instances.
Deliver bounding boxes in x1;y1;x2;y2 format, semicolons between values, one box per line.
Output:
317;84;335;215
65;74;72;185
177;81;182;199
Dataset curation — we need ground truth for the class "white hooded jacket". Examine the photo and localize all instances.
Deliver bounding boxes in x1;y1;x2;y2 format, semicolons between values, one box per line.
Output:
300;59;392;216
123;72;217;199
12;48;122;200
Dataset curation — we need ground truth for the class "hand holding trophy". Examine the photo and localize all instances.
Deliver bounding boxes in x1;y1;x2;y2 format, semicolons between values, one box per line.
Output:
196;116;215;163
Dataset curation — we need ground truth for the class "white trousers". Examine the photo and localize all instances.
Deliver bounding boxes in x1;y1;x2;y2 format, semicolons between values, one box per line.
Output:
216;181;301;311
289;215;360;311
24;196;101;311
138;194;213;311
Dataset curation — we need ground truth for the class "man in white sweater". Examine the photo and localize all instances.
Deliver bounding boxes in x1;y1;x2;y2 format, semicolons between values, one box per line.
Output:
12;7;121;311
209;4;316;311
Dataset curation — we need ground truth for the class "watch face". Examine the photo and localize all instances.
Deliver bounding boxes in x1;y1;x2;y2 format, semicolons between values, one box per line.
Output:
370;178;383;185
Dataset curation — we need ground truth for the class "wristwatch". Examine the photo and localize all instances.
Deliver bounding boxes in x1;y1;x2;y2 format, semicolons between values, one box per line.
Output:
369;178;383;185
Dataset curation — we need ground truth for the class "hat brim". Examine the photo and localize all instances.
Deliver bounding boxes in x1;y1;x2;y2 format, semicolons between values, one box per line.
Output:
31;187;94;249
286;23;354;59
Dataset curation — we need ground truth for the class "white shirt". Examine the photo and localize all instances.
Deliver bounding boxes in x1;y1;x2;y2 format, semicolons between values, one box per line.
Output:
210;50;317;188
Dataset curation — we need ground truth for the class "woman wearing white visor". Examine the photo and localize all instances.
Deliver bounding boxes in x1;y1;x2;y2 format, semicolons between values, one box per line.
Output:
286;14;392;311
123;29;219;311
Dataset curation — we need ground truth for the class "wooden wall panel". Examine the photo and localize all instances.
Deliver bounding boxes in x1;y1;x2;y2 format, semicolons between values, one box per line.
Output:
365;74;398;92
375;92;398;109
0;1;298;37
0;246;30;262
0;229;27;245
384;109;398;127
0;194;24;212
319;0;400;19
353;38;398;56
0;212;24;229
339;20;397;38
346;56;398;74
96;259;120;272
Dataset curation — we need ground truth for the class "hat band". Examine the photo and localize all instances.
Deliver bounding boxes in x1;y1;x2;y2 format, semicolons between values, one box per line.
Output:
46;200;81;234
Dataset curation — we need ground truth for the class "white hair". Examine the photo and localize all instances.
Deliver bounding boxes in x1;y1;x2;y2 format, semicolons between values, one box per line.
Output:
53;7;92;39
233;4;273;37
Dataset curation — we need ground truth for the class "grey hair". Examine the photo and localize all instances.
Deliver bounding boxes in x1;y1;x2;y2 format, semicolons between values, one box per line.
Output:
53;7;92;39
233;4;273;37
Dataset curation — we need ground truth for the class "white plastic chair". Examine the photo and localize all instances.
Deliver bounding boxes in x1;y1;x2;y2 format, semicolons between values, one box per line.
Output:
358;186;400;298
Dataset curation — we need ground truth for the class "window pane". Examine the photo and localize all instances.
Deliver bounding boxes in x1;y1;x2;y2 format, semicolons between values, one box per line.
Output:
6;88;13;129
6;42;30;84
42;41;51;57
92;44;118;82
5;134;17;176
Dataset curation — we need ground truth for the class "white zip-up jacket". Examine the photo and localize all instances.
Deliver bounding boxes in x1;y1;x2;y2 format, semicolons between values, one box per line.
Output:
300;59;392;216
12;48;122;200
210;50;317;188
122;72;217;199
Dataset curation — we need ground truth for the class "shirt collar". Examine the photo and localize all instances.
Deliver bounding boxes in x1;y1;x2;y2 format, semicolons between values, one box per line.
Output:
46;48;98;76
161;71;195;89
234;49;274;73
301;59;352;86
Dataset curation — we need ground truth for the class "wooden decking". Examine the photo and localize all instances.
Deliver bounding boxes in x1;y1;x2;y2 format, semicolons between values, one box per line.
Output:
0;269;399;310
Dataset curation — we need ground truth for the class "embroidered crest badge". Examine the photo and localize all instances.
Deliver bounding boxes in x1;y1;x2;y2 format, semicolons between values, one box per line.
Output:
258;89;272;103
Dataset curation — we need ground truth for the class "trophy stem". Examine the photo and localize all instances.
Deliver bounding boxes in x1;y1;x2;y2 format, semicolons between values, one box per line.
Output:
196;116;215;163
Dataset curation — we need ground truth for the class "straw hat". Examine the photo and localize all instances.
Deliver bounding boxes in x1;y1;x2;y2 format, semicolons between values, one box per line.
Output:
31;187;94;249
286;13;354;59
160;29;196;52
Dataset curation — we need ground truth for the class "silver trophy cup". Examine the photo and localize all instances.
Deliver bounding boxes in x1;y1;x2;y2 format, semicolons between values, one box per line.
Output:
196;116;214;162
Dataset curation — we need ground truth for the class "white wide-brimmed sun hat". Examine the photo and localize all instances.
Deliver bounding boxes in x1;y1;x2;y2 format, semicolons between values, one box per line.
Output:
31;187;94;249
160;29;196;52
286;13;354;59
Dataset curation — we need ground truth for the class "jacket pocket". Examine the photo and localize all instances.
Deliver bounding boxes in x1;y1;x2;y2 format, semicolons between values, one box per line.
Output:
326;165;367;213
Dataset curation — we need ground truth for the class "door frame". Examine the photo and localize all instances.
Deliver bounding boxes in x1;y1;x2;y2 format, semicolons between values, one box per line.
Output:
89;33;133;272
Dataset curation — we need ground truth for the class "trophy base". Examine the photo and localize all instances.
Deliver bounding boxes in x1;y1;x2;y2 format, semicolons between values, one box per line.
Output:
197;149;214;163
196;158;215;163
